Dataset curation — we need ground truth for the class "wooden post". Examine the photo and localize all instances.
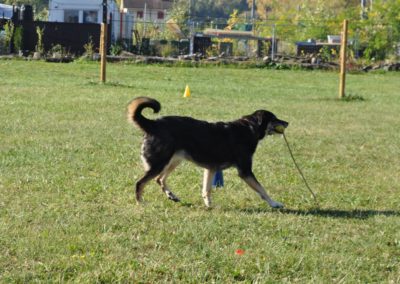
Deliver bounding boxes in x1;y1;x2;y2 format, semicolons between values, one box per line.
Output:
339;19;348;99
100;23;107;83
271;24;276;61
100;0;108;83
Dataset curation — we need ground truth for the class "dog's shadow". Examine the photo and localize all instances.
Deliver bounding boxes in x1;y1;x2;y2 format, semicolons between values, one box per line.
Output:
178;202;400;219
239;207;400;219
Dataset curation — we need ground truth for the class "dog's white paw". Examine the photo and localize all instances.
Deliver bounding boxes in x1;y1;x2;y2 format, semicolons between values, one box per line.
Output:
203;197;212;208
270;201;284;209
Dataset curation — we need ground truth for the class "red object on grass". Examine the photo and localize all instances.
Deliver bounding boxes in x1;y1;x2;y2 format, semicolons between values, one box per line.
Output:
235;249;245;255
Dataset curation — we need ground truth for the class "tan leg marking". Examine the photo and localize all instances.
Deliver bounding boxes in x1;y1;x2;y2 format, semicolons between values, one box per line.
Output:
243;176;284;208
202;169;216;207
156;154;183;202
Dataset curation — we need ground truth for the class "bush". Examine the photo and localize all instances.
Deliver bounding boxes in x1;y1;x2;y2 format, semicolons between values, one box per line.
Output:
83;37;95;58
4;22;14;53
110;43;123;56
0;30;8;54
13;26;23;52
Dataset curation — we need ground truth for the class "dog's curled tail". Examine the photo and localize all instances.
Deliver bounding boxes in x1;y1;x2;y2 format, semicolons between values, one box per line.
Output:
127;97;161;132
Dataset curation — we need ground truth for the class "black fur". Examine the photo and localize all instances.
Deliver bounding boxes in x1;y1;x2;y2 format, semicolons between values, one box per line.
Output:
128;97;289;207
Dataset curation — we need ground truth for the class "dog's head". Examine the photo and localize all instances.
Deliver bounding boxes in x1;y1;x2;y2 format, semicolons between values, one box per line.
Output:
251;110;289;139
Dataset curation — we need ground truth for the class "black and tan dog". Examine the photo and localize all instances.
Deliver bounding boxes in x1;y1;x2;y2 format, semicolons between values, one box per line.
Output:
127;97;289;208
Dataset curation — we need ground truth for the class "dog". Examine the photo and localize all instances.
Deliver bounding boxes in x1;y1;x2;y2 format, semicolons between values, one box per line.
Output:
127;97;289;208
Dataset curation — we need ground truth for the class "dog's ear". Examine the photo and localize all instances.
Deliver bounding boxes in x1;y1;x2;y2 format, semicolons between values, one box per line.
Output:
253;111;270;140
255;111;265;126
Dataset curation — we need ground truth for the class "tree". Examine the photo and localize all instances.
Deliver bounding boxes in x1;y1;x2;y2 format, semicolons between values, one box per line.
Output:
248;0;360;20
191;0;248;19
356;0;400;59
2;0;47;11
2;0;48;20
169;0;190;22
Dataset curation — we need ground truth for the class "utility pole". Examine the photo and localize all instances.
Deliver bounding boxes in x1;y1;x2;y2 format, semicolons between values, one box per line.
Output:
188;0;194;55
143;2;147;37
361;0;367;19
251;0;255;21
251;0;255;34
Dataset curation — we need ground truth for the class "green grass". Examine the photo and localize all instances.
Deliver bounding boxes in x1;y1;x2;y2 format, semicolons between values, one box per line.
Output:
1;60;399;282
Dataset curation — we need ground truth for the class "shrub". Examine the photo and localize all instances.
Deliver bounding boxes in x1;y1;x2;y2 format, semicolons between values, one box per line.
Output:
83;36;95;58
110;43;123;56
13;26;23;52
35;26;45;54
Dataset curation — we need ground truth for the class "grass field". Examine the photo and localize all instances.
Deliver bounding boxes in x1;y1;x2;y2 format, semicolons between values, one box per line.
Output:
1;60;399;282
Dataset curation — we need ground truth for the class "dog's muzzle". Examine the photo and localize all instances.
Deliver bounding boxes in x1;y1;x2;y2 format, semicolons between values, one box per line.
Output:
268;120;289;135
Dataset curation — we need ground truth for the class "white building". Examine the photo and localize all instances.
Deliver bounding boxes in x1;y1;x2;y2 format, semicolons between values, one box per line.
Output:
120;0;173;23
0;3;13;19
48;0;122;42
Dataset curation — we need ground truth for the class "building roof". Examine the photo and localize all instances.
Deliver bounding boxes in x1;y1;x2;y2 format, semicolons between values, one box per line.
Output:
121;0;173;10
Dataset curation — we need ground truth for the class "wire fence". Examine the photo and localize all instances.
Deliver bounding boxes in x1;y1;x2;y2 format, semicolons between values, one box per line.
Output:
1;10;399;60
109;16;400;61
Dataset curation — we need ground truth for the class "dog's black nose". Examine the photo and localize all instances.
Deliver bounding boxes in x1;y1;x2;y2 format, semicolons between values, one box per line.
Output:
280;120;289;128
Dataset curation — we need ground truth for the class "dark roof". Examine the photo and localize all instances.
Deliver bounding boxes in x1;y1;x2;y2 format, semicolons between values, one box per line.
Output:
121;0;173;10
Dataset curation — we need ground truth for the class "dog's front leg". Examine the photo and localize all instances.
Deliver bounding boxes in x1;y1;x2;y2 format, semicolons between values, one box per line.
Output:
202;168;216;207
241;174;284;208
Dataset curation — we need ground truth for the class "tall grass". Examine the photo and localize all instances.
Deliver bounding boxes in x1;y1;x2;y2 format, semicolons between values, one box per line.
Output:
0;61;399;282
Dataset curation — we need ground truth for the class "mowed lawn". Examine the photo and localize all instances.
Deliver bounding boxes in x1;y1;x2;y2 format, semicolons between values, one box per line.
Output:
0;60;399;282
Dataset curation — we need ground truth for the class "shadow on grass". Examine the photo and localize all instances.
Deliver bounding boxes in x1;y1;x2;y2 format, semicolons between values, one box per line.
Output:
311;94;367;103
179;201;195;208
87;81;137;89
239;208;400;219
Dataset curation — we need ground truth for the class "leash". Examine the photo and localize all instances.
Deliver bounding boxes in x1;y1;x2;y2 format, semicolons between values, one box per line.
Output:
282;132;318;205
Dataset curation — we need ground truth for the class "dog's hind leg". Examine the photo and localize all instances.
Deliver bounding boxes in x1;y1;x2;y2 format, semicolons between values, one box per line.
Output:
137;137;177;203
136;166;164;203
202;168;216;207
238;167;284;209
156;158;181;202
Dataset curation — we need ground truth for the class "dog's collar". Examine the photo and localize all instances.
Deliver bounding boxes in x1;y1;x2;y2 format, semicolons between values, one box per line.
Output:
241;118;258;136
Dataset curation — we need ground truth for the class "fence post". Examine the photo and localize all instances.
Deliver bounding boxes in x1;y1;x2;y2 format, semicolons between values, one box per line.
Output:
100;23;107;83
189;21;194;56
271;24;276;61
100;0;107;83
339;19;348;99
